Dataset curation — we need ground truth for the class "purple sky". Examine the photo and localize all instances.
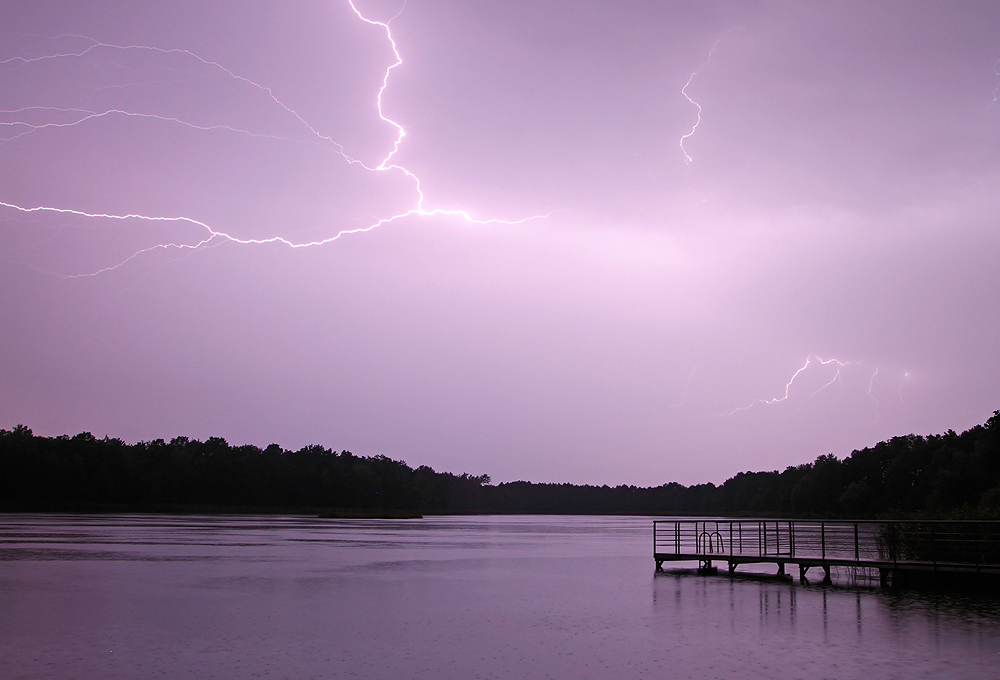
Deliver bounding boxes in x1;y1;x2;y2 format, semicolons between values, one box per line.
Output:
2;0;999;486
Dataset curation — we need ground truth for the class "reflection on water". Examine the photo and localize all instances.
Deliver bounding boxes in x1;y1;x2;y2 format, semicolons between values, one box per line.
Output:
653;568;1000;678
1;514;998;679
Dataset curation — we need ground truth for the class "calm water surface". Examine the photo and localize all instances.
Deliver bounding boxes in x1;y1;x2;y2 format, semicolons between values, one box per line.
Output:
1;514;999;679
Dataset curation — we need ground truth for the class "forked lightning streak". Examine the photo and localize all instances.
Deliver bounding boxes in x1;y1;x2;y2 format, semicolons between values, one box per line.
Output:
0;1;547;277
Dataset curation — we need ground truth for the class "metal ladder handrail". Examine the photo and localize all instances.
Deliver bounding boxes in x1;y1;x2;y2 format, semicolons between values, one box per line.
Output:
697;529;724;553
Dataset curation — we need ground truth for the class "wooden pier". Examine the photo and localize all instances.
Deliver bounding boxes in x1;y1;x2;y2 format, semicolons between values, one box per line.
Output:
653;519;1000;587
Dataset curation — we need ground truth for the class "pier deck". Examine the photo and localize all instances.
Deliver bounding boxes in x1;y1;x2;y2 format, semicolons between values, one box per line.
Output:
653;519;1000;586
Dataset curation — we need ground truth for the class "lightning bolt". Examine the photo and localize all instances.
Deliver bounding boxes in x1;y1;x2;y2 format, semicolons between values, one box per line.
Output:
991;58;1000;105
348;1;407;171
1;107;297;147
670;365;698;409
804;356;858;401
898;370;910;404
865;366;911;417
0;3;549;277
867;366;880;415
714;355;858;417
679;39;720;166
0;39;350;155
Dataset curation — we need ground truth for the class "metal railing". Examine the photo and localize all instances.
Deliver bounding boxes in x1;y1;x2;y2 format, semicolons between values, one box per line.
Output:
653;519;1000;569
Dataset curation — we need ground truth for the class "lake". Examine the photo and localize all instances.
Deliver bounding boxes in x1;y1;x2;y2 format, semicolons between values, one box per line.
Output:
2;514;999;679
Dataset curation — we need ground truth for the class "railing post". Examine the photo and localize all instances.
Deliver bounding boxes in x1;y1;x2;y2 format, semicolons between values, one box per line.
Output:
931;524;937;568
975;525;980;567
655;518;999;580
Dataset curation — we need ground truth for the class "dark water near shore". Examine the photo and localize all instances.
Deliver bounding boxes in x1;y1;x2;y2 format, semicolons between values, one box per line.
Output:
1;514;999;679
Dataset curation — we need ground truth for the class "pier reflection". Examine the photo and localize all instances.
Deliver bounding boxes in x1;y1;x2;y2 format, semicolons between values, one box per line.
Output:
652;568;1000;676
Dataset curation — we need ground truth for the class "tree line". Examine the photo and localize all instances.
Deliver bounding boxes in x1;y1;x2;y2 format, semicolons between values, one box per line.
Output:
2;411;999;517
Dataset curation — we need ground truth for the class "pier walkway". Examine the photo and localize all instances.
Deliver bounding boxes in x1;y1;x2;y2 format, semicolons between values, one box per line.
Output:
653;519;1000;586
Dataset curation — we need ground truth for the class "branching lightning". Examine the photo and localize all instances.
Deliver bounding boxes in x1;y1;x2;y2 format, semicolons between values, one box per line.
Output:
804;357;858;401
679;39;720;166
0;40;351;156
349;2;407;172
0;1;548;277
711;354;911;419
713;355;858;417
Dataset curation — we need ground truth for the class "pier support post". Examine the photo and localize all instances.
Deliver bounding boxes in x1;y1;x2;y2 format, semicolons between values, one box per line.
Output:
799;564;808;584
879;569;889;589
822;565;832;585
728;561;737;575
655;560;663;573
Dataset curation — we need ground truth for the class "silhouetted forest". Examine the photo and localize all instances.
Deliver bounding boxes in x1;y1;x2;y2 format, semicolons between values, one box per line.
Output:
3;411;1000;518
